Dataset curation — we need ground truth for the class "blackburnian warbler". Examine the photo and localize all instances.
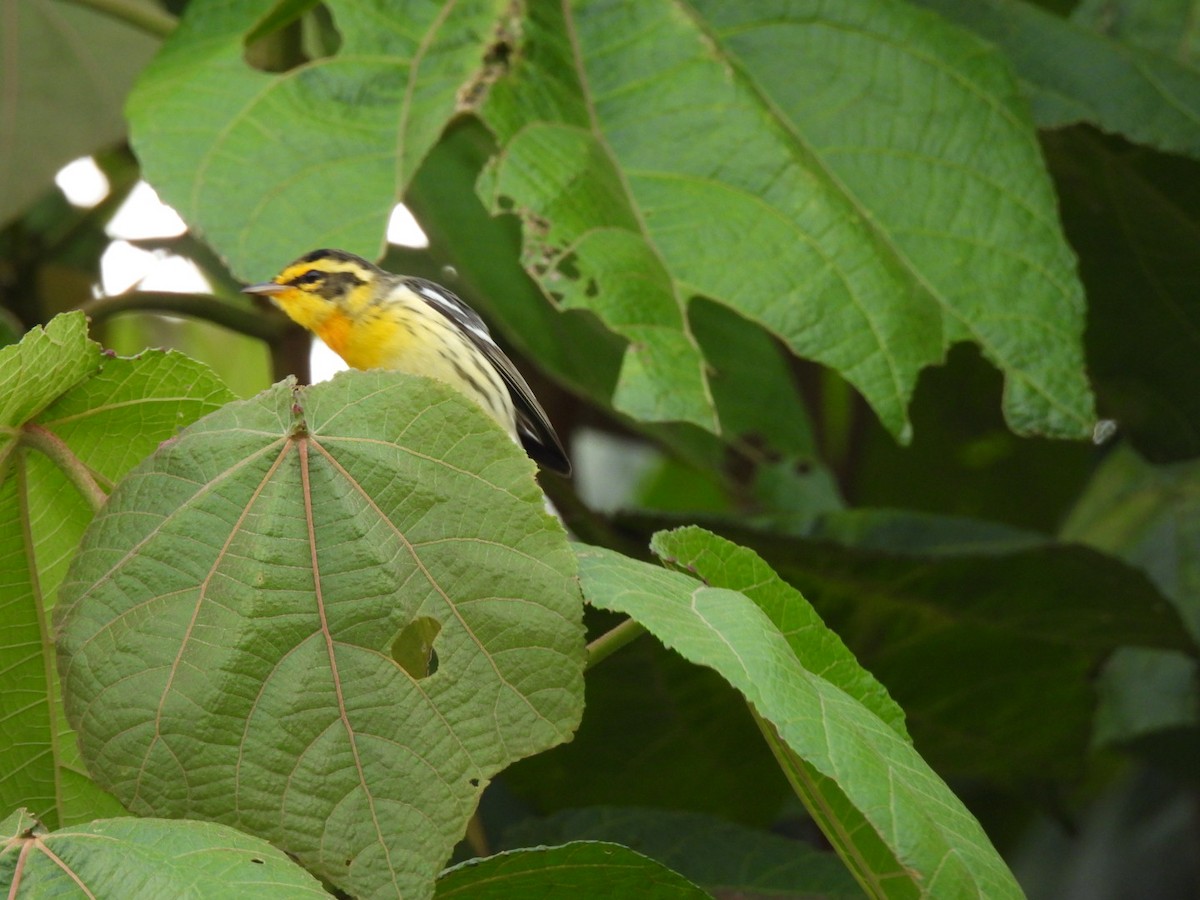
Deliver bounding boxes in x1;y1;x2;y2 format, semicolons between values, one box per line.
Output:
243;249;570;474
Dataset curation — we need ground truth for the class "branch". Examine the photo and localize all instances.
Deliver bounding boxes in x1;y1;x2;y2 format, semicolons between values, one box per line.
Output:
585;617;647;671
85;292;289;344
59;0;176;38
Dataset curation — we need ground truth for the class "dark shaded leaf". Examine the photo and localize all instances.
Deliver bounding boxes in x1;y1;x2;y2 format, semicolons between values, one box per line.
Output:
436;843;710;899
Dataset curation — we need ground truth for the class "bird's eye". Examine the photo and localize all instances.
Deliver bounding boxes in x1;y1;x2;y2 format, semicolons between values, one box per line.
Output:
293;271;323;287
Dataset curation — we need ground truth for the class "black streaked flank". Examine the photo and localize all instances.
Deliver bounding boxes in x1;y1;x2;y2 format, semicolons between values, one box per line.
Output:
406;278;495;346
451;359;490;410
406;277;570;473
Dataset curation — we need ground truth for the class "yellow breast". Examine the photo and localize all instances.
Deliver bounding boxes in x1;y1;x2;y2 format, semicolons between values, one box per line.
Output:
324;302;518;439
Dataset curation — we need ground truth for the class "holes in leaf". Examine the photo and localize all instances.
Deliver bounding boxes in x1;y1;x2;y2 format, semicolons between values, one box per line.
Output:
457;17;516;110
556;252;581;281
390;617;442;680
243;1;341;73
250;858;264;865
468;777;479;787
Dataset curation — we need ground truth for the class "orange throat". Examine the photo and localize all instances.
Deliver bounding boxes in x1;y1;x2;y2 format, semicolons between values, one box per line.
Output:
314;309;352;360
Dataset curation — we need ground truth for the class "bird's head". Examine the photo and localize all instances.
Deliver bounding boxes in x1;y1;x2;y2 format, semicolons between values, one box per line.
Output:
243;248;382;330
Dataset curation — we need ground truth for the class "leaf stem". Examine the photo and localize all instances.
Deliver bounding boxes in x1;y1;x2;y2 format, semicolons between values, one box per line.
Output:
585;617;646;671
21;425;107;513
84;292;289;344
749;708;883;899
58;0;177;37
464;813;491;858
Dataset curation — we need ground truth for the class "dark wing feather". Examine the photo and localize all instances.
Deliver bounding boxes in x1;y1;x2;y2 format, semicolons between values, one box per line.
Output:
404;278;571;475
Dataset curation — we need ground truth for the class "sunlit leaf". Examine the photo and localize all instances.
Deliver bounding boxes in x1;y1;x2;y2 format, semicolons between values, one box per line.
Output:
129;1;1096;444
126;0;505;278
478;0;1094;441
650;526;907;738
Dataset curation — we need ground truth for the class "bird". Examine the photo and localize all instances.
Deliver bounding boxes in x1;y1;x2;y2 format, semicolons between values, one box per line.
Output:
243;248;570;474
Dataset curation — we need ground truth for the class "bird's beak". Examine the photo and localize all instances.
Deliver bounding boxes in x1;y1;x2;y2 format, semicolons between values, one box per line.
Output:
242;282;289;296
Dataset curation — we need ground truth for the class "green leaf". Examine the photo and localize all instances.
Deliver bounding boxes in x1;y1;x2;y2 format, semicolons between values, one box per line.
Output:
0;314;233;829
0;1;159;224
0;312;101;453
1043;128;1200;463
477;0;1094;441
914;0;1200;158
0;808;332;898
100;310;273;401
502;807;862;899
1062;445;1200;748
127;0;505;279
412;124;818;463
1063;445;1200;640
403;119;626;406
713;509;1191;780
436;843;711;899
650;526;908;738
56;371;585;900
1073;0;1200;61
1093;647;1198;749
576;542;1023;899
37;348;240;488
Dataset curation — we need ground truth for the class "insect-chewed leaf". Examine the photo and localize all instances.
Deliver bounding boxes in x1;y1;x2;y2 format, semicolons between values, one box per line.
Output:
56;371;585;900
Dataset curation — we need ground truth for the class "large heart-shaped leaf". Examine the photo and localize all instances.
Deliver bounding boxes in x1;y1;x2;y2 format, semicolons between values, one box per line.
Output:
56;371;585;899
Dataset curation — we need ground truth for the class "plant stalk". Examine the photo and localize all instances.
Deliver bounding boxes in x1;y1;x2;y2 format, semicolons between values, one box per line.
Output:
585;617;647;671
59;0;176;37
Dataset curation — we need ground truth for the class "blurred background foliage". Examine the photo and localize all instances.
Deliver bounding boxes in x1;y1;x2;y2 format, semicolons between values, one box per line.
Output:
3;1;1200;897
